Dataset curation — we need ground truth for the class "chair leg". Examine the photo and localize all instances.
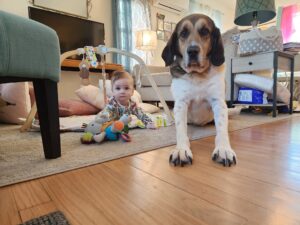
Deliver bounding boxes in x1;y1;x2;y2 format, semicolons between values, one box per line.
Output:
33;79;61;159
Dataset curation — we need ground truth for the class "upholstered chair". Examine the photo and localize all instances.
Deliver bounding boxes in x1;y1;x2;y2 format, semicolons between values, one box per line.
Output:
0;10;61;159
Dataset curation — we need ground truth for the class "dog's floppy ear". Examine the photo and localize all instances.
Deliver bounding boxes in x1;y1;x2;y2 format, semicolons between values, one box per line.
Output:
210;27;225;66
161;30;180;66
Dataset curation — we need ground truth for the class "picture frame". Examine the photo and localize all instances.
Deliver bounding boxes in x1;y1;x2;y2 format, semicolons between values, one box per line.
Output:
156;13;165;31
33;0;89;18
157;30;165;41
157;18;164;31
164;22;172;32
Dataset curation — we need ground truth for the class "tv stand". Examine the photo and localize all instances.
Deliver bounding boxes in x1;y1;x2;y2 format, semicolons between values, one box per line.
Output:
61;59;123;76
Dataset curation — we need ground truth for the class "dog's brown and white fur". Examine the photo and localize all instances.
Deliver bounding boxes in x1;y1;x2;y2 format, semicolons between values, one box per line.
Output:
162;14;236;166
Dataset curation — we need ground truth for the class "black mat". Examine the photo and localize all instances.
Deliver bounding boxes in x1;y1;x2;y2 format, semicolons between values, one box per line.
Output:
19;211;70;225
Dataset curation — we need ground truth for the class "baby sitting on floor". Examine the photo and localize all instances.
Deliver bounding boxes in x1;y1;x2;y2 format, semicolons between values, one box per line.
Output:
81;71;156;144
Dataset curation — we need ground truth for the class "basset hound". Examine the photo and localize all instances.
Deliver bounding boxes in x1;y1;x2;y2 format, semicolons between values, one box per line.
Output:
162;14;237;167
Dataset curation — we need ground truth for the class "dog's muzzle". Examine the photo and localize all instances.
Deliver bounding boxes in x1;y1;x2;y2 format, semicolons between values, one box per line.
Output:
187;45;200;66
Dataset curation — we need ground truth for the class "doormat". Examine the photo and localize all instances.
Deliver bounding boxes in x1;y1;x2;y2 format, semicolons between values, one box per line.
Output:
19;211;70;225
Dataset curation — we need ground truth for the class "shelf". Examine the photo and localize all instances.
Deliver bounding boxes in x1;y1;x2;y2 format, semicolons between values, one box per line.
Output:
230;51;295;117
61;59;123;73
233;103;286;107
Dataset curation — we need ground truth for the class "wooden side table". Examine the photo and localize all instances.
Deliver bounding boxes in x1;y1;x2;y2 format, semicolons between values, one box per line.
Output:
230;51;295;117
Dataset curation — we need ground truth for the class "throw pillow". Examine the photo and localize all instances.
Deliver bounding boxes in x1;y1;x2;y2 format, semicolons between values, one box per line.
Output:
98;79;113;97
138;103;160;114
59;99;99;117
75;85;105;109
0;82;31;124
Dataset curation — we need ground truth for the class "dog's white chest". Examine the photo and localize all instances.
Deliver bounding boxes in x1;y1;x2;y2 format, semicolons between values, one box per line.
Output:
171;75;211;101
171;74;223;125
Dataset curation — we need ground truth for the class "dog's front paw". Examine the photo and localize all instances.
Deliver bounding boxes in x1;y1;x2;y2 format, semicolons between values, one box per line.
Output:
169;148;193;167
212;146;237;167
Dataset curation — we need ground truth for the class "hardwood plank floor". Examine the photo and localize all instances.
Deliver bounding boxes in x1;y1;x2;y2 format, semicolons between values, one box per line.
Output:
1;116;300;225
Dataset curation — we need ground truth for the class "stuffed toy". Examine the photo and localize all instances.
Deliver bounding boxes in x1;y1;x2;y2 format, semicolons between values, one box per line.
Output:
81;114;131;144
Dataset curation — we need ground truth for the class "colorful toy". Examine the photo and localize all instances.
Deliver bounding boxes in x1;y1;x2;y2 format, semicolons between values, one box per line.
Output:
81;114;131;144
128;115;145;129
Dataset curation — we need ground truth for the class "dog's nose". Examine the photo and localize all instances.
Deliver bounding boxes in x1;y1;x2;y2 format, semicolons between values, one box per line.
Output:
187;46;200;59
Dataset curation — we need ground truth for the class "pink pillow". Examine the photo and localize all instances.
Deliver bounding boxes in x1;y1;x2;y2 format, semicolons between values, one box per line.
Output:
59;99;99;117
0;82;31;124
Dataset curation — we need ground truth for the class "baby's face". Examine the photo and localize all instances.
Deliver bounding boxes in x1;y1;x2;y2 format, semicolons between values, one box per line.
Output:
112;78;134;106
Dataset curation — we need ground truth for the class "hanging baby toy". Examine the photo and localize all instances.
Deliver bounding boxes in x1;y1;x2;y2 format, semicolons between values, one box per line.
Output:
78;54;90;86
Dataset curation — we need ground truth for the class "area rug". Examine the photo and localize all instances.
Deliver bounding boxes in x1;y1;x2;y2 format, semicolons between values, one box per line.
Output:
19;211;70;225
0;113;297;187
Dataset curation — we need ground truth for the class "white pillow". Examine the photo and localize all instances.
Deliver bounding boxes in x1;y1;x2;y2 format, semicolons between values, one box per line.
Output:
98;80;113;97
138;103;160;114
131;90;142;104
0;82;31;124
234;74;291;104
75;85;104;109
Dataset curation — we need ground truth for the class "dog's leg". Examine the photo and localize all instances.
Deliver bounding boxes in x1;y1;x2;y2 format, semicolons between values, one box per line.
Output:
170;100;193;166
210;99;237;166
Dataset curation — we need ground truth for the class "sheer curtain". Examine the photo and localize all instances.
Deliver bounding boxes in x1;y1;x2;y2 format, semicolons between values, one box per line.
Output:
111;0;152;70
189;0;223;29
131;0;152;65
112;0;132;71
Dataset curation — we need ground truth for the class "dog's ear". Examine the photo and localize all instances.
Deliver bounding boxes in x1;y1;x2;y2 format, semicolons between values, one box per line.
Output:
161;30;179;66
210;27;225;66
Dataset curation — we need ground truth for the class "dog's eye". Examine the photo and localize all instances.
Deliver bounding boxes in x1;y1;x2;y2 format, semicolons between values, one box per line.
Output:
199;28;209;36
179;28;189;39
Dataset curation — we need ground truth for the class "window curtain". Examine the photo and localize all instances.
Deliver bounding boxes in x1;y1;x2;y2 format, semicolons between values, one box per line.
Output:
131;0;152;65
278;4;300;44
189;0;223;29
112;0;132;71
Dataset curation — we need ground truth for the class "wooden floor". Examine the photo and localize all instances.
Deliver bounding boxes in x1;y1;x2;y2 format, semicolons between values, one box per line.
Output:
1;116;300;225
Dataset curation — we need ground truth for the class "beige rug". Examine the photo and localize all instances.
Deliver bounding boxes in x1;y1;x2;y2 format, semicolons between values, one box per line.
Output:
0;113;297;187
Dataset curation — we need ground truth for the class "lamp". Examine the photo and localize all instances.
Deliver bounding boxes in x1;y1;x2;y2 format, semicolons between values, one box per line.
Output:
135;30;157;51
234;0;276;27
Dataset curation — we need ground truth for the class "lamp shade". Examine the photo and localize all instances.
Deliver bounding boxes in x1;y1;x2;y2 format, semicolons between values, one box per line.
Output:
135;30;157;51
234;0;276;26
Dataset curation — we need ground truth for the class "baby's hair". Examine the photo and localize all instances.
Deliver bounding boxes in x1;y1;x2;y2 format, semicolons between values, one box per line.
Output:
111;71;134;87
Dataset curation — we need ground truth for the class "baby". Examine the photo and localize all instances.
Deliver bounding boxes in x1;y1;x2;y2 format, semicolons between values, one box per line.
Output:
95;70;155;129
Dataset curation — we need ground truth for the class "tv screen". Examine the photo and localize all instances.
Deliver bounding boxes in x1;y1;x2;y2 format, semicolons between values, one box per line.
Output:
28;7;105;58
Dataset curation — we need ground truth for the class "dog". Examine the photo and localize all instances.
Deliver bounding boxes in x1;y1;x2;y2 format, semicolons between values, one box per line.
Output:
162;14;237;167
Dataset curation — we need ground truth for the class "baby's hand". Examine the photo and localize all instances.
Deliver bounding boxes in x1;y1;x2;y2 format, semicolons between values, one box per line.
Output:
146;122;157;129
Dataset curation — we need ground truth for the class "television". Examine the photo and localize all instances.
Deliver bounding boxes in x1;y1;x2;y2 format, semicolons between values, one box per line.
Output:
28;7;105;60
